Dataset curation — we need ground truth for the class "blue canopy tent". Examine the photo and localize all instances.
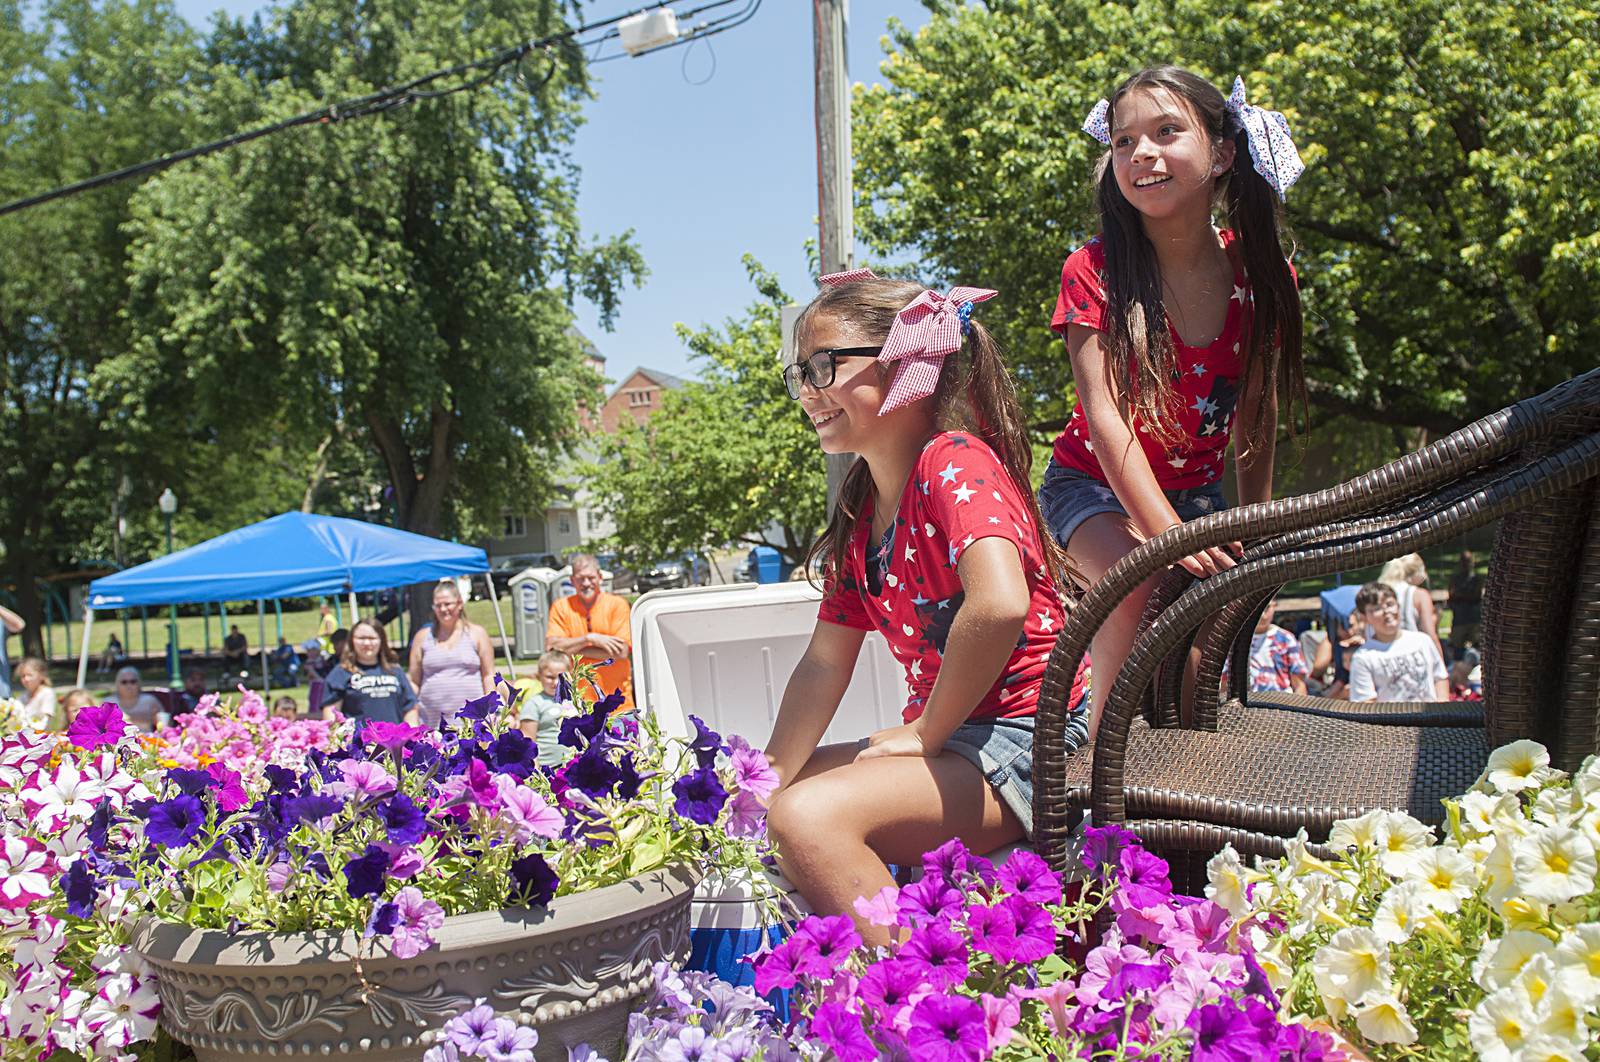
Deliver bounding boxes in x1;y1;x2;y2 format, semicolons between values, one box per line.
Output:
77;512;513;688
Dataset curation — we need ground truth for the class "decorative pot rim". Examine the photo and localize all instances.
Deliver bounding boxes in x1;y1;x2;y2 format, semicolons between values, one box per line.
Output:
132;863;701;968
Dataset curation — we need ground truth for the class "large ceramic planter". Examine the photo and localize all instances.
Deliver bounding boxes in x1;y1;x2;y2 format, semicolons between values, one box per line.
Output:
132;865;698;1062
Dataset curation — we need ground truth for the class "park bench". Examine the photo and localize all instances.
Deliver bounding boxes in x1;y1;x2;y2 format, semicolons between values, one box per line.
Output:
1033;367;1600;889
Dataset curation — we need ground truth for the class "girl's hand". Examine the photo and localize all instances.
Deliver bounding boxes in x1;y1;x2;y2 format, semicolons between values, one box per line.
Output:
1177;543;1239;578
856;722;940;760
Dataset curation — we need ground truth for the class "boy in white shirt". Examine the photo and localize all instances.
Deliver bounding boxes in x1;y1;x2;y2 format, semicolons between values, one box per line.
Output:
1348;581;1448;702
519;650;575;768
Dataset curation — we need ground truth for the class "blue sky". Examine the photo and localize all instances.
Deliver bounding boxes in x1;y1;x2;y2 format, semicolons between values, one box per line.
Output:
169;0;932;382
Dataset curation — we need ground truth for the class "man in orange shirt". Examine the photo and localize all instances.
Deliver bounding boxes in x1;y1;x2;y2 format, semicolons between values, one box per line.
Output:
546;553;633;710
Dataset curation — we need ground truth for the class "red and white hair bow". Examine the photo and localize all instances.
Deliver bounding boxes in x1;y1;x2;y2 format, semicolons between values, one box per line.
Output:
815;269;998;415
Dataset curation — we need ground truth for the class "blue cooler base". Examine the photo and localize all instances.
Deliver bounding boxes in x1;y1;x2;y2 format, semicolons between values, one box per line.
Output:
688;924;792;1020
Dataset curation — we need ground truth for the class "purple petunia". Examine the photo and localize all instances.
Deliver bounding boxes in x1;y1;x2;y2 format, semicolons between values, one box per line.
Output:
342;843;391;899
906;994;987;1062
788;914;862;978
61;858;99;918
670;766;728;825
508;853;559;907
968;896;1056;965
283;792;345;826
558;700;609;751
141;794;206;848
900;921;969;990
810;1001;877;1062
443;1001;499;1055
858;957;926;1015
489;730;539;780
997;848;1063;906
68;703;129;751
922;837;971;887
564;743;622;799
457;690;503;722
686;714;724;769
378;793;428;846
1187;997;1279;1062
389;885;445;959
751;937;811;996
896;873;963;928
166;767;219;796
1079;822;1139;873
1117;845;1174;909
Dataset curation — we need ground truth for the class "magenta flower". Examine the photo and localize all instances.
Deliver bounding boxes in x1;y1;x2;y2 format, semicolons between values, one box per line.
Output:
1276;1021;1341;1061
789;914;861;978
900;921;969;989
858;957;926;1016
204;763;250;813
896;873;962;927
968;896;1055;964
1170;899;1232;958
389;886;445;959
362;721;428;754
1117;846;1174;909
726;744;778;802
921;837;970;886
996;848;1062;906
906;994;986;1062
978;991;1021;1055
1079;822;1139;872
810;1001;877;1062
751;937;811;995
1187;998;1279;1062
237;692;268;725
337;760;397;799
1077;942;1153;1008
68;704;129;751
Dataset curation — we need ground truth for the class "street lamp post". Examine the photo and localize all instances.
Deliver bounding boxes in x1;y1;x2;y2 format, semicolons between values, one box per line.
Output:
158;488;179;686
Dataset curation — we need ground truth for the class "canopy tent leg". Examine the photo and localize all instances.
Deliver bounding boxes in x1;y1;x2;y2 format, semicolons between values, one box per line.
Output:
348;589;359;625
203;602;211;658
76;608;94;689
333;597;341;626
484;573;515;679
258;599;270;696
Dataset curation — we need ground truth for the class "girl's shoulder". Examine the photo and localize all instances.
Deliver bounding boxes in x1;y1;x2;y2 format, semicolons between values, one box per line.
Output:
1062;236;1107;276
914;431;1009;489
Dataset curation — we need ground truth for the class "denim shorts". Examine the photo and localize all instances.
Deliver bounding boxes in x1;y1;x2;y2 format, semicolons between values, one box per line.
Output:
944;707;1090;839
1039;460;1229;551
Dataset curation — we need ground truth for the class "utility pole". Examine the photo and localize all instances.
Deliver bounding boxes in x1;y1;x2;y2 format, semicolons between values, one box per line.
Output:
813;0;855;508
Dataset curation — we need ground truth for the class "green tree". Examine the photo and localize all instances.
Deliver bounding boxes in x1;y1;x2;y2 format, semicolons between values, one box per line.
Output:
853;0;1599;436
586;258;827;571
117;0;645;620
0;0;202;654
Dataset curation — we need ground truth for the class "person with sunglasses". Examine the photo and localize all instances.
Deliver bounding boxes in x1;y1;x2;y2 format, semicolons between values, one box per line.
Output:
112;666;170;732
762;270;1091;945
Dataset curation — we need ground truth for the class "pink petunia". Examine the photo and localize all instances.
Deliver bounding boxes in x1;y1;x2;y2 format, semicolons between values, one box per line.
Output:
389;886;445;959
725;746;779;802
852;885;900;928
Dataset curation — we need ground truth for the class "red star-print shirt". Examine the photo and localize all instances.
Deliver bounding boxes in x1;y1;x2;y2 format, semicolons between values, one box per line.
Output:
1049;231;1258;491
818;432;1087;723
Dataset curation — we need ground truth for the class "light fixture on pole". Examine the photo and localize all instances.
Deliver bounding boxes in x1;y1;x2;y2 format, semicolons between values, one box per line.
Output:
158;488;179;686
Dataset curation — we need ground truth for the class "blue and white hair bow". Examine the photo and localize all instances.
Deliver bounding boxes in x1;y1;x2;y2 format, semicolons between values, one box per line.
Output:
1080;77;1305;200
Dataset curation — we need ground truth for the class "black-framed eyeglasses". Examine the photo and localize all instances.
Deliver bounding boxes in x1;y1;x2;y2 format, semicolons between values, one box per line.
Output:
782;346;881;400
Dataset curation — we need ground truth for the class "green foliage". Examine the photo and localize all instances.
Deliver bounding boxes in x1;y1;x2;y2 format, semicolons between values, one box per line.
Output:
585;257;826;569
854;0;1599;436
0;0;205;651
117;0;645;550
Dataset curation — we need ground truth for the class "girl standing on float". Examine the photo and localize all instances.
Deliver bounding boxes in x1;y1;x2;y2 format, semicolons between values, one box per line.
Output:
763;272;1089;941
1040;66;1308;733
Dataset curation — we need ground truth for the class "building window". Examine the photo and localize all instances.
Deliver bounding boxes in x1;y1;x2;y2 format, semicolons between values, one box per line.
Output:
586;509;605;532
557;514;573;535
627;389;652;407
502;513;526;537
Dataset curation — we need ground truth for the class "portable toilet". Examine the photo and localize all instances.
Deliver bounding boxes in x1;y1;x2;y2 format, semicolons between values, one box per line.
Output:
507;565;614;658
746;546;790;584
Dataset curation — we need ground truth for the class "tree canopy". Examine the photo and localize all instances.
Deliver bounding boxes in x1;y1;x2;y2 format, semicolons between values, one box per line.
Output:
585;258;827;571
853;0;1599;434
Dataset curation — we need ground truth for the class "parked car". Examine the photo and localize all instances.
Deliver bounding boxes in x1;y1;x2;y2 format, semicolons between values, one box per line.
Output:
592;551;636;593
636;555;697;593
489;552;559;594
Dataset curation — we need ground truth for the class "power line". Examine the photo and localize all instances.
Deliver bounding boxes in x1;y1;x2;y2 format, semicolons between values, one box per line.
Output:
0;0;757;219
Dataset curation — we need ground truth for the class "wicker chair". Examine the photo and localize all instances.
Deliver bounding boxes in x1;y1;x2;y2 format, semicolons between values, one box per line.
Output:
1033;368;1600;889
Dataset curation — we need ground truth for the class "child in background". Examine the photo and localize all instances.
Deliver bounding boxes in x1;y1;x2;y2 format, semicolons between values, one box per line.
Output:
321;618;419;725
1222;599;1309;694
272;695;298;720
763;270;1090;943
58;688;94;727
519;650;573;768
1348;582;1448;703
12;657;58;730
1040;66;1307;733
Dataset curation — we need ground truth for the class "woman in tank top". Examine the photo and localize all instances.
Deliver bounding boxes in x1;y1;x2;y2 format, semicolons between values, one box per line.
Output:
407;579;494;727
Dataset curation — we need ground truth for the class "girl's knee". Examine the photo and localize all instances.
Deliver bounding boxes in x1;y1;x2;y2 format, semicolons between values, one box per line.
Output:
767;778;855;853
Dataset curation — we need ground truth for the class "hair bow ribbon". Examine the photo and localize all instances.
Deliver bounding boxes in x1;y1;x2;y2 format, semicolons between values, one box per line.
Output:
877;286;997;414
1079;76;1305;199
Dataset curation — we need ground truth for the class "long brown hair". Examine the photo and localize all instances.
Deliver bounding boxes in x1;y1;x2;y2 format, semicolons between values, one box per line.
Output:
797;279;1073;591
1093;65;1305;457
340;617;399;670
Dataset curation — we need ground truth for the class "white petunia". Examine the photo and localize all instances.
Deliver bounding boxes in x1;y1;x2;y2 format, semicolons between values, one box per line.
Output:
1534;786;1588;830
1328;807;1387;851
1511;1035;1587;1061
1312;927;1392;1006
1372;881;1430;944
1471;985;1542;1061
1474;931;1556;993
1404;844;1479;912
1512;954;1558;1010
1353;992;1419;1045
1553;922;1600;1004
1246;925;1292;992
1204;845;1249;917
1571;755;1600;799
1280;828;1331;880
1483;740;1557;794
1532;983;1587;1049
1512;826;1597;904
1375;811;1436;876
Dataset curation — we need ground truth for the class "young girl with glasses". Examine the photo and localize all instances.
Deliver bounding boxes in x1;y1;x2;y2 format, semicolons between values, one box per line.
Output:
764;271;1090;943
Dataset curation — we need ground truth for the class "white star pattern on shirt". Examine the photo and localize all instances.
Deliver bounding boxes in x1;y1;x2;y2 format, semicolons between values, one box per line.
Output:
987;516;1001;525
1231;283;1247;303
1038;610;1055;633
903;544;917;563
961;534;975;550
1084;440;1095;453
1201;421;1219;436
992;491;1004;503
938;461;962;485
1191;362;1207;378
909;659;922;678
952;482;976;504
1191;395;1217;417
911;594;929;607
1169;455;1188;469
